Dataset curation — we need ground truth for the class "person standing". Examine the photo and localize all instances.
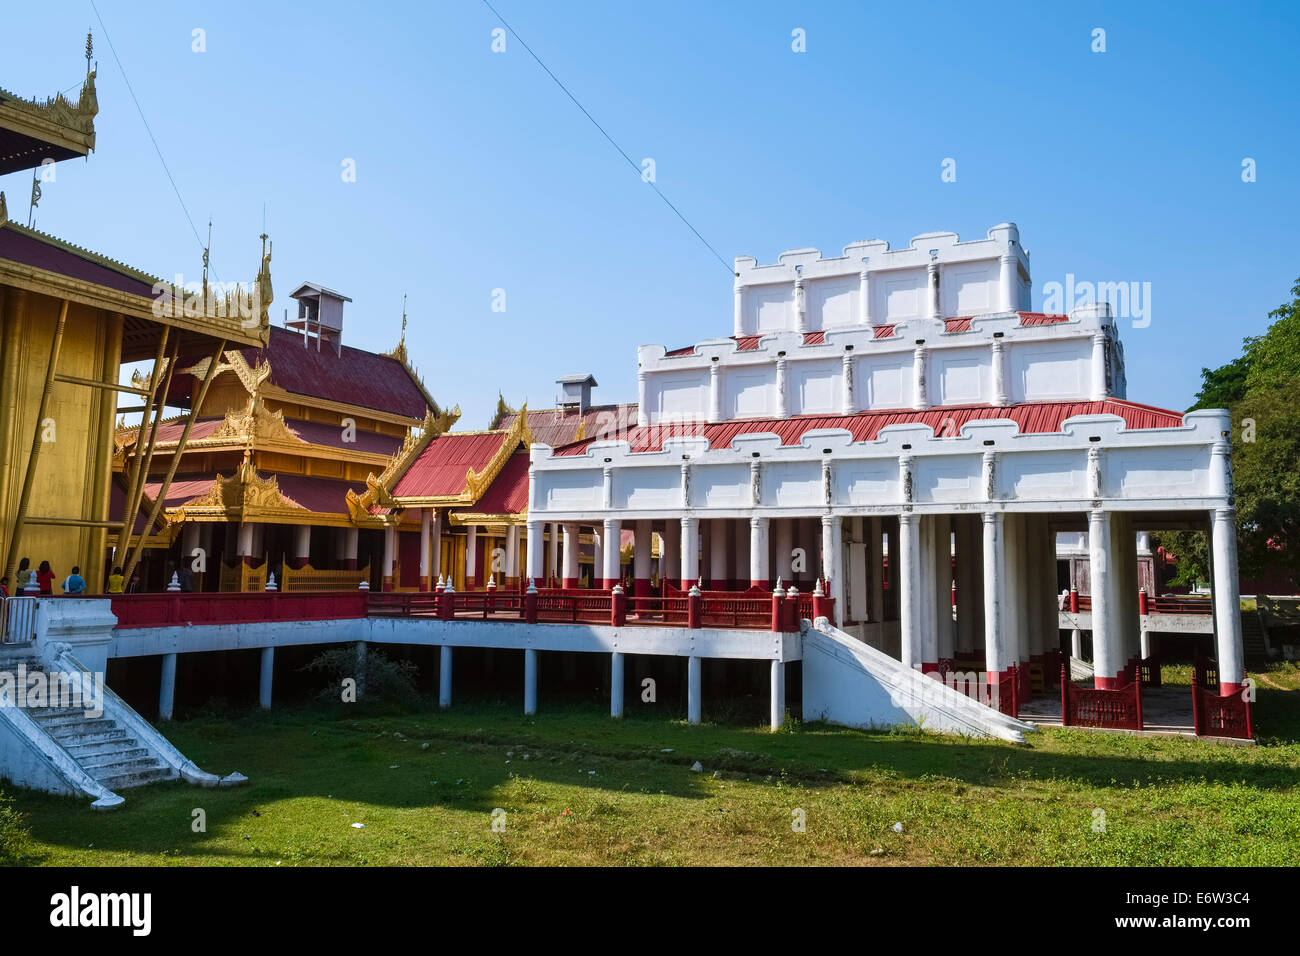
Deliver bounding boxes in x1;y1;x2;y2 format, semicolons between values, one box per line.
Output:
62;566;87;594
107;566;125;593
15;558;34;593
35;561;55;595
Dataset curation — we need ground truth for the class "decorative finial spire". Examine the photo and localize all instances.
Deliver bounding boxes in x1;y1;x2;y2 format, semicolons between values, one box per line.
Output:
401;293;407;345
86;30;94;76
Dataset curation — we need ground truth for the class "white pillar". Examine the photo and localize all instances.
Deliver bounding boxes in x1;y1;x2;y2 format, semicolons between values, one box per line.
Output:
525;520;543;585
633;519;652;593
912;343;929;410
419;508;432;586
858;261;871;326
592;527;603;588
464;525;480;589
345;527;359;570
841;352;856;414
524;648;538;715
430;511;441;582
775;518;793;582
733;280;745;337
382;525;396;588
774;357;788;418
259;646;274;709
708;361;723;423
898;513;921;669
548;523;559;584
680;517;699;589
709;518;729;588
934;514;954;662
749;517;770;588
661;518;680;586
999;250;1019;313
237;521;254;560
636;370;649;427
687;655;702;724
602;518;622;588
182;523;201;567
505;524;520;584
991;337;1008;406
562;522;580;588
821;514;844;626
159;653;177;720
927;257;940;321
438;645;452;708
1090;332;1109;401
1211;507;1244;693
1089;508;1120;686
610;651;624;718
770;660;785;731
982;512;1007;675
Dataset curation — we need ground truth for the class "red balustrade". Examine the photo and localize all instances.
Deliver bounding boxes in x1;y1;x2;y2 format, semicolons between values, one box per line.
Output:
111;591;367;629
1192;656;1253;738
1060;664;1143;730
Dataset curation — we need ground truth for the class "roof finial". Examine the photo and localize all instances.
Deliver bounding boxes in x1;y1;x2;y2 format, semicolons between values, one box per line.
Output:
401;293;407;346
85;30;94;76
202;219;212;301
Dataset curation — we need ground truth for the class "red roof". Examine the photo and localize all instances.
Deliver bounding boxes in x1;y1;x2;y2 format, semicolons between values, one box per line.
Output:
1019;312;1069;326
391;431;511;498
554;400;1185;456
231;326;429;419
269;473;366;514
498;404;639;449
123;415;400;456
464;452;529;515
945;317;972;333
0;224;157;298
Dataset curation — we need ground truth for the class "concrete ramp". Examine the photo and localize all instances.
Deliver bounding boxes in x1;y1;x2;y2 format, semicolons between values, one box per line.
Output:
801;619;1035;744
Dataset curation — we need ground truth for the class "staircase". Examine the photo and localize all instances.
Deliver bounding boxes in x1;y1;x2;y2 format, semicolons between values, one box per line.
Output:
0;642;242;808
29;706;175;793
1241;610;1268;669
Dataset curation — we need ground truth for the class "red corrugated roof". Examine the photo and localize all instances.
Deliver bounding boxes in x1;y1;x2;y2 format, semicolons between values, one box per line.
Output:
498;404;639;448
873;324;896;339
232;326;429;419
463;452;529;515
803;331;826;345
1018;312;1069;326
0;224;157;298
391;431;511;498
945;317;972;333
553;400;1185;456
270;473;366;514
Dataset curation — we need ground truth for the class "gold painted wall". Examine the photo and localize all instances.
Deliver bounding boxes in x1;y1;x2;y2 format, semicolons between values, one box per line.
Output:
0;286;121;592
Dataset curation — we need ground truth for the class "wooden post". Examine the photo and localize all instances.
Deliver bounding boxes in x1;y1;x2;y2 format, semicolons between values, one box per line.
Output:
4;299;68;580
114;331;174;562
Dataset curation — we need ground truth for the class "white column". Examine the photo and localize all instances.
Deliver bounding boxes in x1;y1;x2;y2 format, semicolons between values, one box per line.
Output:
868;516;884;622
562;522;580;588
1089;508;1119;686
687;655;702;724
991;336;1008;406
382;525;396;587
841;352;856;414
159;653;177;720
636;370;649;427
182;523;201;567
733;280;745;337
465;525;478;588
821;514;844;626
1090;332;1109;401
709;519;729;588
611;651;625;718
525;520;543;585
934;514;954;662
548;523;560;585
793;270;807;333
983;512;1007;675
592;527;604;588
749;517;769;588
634;519;652;594
708;361;723;423
999;251;1019;313
770;660;785;731
680;517;699;589
661;518;680;586
237;521;254;560
602;518;621;589
523;649;538;715
419;508;432;586
927;257;941;321
259;646;274;709
430;512;442;582
912;343;929;410
774;356;788;418
858;261;871;325
505;524;520;584
438;646;452;708
345;527;359;571
1211;506;1244;693
775;518;793;583
898;513;921;669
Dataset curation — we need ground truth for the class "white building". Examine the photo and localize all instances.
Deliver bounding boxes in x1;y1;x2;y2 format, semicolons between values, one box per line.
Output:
525;224;1244;697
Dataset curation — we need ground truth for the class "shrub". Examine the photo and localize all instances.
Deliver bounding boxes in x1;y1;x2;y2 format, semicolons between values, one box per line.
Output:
0;791;31;865
302;646;422;712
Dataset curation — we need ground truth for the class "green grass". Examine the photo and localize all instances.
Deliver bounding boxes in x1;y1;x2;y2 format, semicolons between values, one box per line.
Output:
6;667;1300;867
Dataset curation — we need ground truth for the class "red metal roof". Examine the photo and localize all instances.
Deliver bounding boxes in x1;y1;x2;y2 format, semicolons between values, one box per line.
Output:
391;431;512;498
269;473;366;514
553;400;1185;456
0;223;157;298
945;317;972;333
464;452;529;515
498;404;639;449
232;326;429;419
803;331;826;345
873;324;896;339
1018;312;1069;326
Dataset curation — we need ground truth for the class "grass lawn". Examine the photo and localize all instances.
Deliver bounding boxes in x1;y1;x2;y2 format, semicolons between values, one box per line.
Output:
6;663;1300;867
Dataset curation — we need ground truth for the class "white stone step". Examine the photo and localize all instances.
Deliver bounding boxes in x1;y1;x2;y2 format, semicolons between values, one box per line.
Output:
77;747;152;770
97;766;176;790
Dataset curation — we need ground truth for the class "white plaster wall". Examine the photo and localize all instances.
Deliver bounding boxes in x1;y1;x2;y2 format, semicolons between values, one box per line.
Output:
914;455;982;503
932;346;991;406
941;261;999;317
745;282;791;334
1009;340;1091;403
540;469;603;511
766;461;822;507
615;466;680;509
873;269;927;322
1003;451;1087;501
1108;447;1210;497
805;274;859;330
649;369;709;424
789;358;842;415
835;460;900;505
694;463;750;508
855;353;913;409
725;365;777;419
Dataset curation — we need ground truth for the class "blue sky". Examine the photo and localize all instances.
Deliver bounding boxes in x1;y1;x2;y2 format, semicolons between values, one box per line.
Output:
3;1;1297;425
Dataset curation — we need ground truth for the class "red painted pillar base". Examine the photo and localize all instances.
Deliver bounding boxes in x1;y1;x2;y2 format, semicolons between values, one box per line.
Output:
920;662;940;675
1219;681;1244;696
465;576;477;592
562;577;579;590
751;579;769;591
342;559;358;571
382;576;393;592
635;578;649;597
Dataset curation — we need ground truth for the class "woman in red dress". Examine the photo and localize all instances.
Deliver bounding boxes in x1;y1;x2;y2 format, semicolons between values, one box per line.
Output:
36;560;55;595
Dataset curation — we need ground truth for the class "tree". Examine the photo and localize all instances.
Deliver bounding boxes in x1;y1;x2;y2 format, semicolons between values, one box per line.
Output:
1155;278;1300;588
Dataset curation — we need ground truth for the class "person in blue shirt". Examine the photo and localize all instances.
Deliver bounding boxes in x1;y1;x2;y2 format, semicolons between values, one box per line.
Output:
62;566;87;594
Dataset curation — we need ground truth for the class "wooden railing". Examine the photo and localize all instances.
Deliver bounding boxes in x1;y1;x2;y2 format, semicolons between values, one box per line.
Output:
1192;656;1253;739
281;562;370;593
111;591;367;629
1060;664;1143;730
